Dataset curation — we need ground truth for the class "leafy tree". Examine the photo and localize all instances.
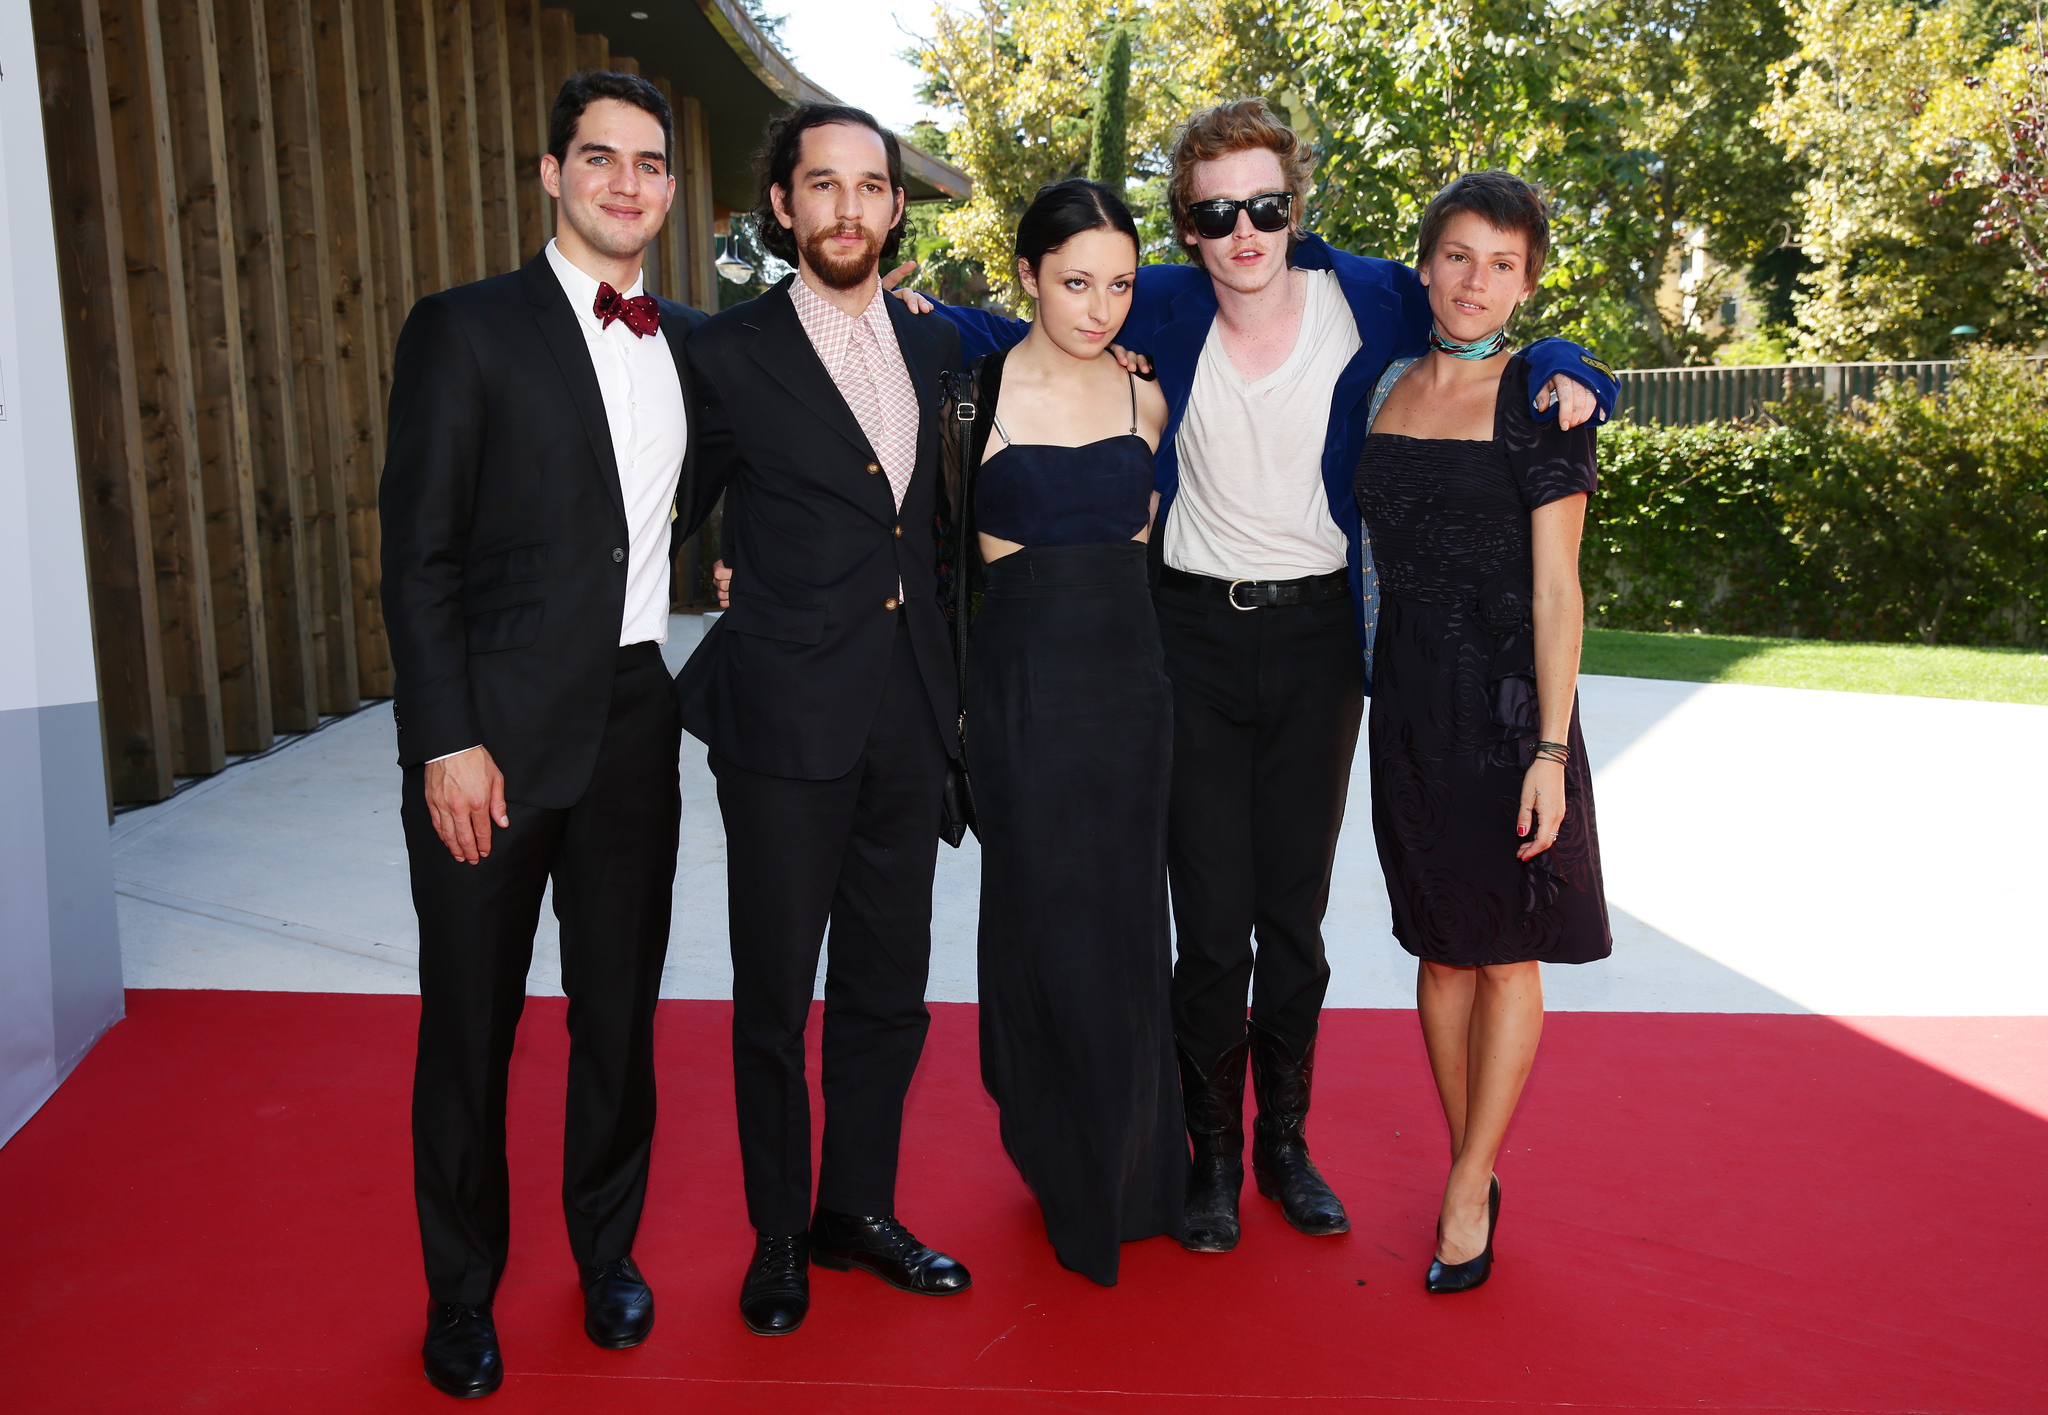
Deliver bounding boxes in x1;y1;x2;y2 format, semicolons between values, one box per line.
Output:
1292;0;1798;368
1087;25;1132;188
909;0;1291;308
1762;0;2048;357
1933;17;2048;298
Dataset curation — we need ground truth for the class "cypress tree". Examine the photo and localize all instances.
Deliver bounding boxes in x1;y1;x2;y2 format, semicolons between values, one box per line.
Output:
1086;26;1131;191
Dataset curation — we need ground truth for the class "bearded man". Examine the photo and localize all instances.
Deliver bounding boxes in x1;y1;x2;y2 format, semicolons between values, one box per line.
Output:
673;104;970;1337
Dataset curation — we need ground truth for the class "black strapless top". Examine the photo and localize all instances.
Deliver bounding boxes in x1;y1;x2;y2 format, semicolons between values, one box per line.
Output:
974;370;1153;546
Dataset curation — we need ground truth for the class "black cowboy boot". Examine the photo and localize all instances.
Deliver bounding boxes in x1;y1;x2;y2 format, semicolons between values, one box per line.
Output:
1178;1033;1249;1252
1249;1024;1350;1236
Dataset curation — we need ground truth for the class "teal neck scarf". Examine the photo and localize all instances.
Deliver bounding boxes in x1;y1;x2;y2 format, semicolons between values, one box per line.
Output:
1428;322;1511;360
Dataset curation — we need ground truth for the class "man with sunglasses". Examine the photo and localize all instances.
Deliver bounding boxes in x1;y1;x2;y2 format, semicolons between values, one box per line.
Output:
890;98;1615;1255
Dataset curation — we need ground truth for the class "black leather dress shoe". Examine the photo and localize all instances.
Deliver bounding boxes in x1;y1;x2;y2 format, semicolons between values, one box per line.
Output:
740;1232;811;1336
579;1255;655;1349
422;1301;503;1399
809;1209;972;1294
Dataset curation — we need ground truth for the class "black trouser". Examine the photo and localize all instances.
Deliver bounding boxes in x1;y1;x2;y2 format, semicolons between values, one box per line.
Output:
713;617;948;1237
404;643;681;1305
1156;584;1366;1073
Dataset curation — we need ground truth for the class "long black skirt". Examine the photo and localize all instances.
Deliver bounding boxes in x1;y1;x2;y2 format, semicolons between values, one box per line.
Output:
966;542;1188;1285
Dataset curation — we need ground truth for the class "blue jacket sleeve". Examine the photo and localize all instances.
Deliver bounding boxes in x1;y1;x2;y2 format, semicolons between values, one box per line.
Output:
923;300;1030;360
1523;336;1617;423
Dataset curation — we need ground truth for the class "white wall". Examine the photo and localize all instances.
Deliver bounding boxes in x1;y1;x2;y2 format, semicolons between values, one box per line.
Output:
0;0;125;1148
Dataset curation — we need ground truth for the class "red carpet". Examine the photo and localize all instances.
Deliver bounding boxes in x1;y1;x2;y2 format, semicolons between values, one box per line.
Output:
1;992;2042;1413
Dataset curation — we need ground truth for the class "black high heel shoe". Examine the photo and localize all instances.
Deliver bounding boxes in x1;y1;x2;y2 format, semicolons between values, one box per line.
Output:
1426;1174;1500;1294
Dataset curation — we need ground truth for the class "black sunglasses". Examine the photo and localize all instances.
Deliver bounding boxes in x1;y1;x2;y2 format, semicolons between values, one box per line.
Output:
1187;191;1293;240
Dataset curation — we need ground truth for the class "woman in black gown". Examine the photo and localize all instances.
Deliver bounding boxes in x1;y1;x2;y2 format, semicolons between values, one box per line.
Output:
1352;172;1611;1294
955;180;1184;1285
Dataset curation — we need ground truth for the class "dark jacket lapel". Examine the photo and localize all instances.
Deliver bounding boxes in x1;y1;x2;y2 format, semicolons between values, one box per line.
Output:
744;279;878;462
886;291;945;487
521;254;626;531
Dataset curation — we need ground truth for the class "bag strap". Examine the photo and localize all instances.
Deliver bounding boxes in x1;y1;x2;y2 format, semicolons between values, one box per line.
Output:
1367;355;1420;432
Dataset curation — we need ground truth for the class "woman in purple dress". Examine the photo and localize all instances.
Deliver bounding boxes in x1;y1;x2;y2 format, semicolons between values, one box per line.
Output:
1353;172;1612;1294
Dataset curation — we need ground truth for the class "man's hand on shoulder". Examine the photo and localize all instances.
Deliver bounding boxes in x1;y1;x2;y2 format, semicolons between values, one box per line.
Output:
1535;377;1601;431
424;745;508;865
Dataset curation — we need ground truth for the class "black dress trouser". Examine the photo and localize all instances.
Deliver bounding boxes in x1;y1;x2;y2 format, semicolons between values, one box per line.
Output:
712;616;949;1238
1156;584;1367;1072
404;642;681;1304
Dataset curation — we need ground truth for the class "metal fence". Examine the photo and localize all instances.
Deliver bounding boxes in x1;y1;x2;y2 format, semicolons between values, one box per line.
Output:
1613;357;2048;426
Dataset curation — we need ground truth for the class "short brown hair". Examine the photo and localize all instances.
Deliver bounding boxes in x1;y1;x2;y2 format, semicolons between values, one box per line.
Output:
1415;170;1551;280
1167;99;1314;241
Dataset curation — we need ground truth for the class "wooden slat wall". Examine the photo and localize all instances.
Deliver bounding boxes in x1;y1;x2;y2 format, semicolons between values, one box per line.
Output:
100;0;226;777
32;0;727;801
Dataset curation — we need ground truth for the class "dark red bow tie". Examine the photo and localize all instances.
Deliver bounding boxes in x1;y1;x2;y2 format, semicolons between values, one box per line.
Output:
594;282;660;337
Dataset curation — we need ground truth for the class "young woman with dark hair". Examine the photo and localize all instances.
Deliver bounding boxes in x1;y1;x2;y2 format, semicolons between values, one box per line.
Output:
957;178;1183;1285
1353;170;1613;1294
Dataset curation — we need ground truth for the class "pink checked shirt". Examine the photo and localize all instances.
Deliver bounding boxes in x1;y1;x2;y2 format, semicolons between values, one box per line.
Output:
787;274;920;511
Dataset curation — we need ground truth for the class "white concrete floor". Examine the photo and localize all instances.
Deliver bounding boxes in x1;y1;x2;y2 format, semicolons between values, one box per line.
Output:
110;617;2047;1016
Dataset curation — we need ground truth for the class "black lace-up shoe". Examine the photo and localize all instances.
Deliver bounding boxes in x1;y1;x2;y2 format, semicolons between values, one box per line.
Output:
739;1232;810;1336
808;1209;972;1295
579;1255;655;1349
422;1301;503;1399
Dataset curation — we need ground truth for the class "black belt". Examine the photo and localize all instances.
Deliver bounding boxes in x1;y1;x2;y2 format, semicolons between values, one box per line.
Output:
1158;566;1349;610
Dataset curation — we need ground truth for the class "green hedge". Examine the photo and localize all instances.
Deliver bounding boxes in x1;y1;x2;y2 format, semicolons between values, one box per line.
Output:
1584;350;2048;647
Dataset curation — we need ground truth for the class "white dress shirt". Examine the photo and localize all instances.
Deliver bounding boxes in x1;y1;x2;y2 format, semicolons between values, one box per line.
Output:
545;239;690;647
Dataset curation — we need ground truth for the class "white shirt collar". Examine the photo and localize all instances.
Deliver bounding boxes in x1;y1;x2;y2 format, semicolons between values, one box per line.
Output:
545;238;644;333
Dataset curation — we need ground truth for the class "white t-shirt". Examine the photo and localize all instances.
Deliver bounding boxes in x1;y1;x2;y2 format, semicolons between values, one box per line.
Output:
544;239;689;647
1164;268;1357;581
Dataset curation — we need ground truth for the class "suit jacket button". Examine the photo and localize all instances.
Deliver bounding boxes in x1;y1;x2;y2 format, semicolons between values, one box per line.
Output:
884;597;899;611
892;524;902;538
612;547;625;563
866;461;881;474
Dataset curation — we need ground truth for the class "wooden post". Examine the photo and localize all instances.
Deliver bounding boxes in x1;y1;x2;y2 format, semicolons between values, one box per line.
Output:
100;0;228;777
504;0;548;252
313;0;394;696
392;0;448;294
538;7;572;104
160;0;273;753
574;29;605;71
470;0;520;276
434;0;486;287
31;0;175;801
268;0;362;713
608;52;635;75
218;0;320;735
676;93;715;312
353;0;415;426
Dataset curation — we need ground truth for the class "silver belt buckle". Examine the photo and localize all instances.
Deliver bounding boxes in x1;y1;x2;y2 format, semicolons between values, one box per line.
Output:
1227;578;1260;611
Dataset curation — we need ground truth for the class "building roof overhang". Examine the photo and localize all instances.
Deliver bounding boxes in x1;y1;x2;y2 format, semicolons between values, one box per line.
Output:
561;0;970;208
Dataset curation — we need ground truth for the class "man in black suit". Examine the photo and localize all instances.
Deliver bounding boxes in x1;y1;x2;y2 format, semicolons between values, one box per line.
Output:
675;104;969;1336
380;72;707;1398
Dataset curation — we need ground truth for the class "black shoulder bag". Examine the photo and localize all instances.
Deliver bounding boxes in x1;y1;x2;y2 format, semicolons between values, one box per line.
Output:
933;349;1005;847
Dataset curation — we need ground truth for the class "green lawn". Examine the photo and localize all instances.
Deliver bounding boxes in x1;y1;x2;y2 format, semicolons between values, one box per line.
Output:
1581;629;2048;705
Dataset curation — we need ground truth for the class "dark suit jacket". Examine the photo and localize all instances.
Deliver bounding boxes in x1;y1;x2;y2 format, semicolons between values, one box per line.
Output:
675;275;962;781
380;251;709;808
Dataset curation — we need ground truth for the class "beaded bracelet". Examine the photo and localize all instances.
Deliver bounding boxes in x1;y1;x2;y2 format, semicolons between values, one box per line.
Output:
1533;740;1570;766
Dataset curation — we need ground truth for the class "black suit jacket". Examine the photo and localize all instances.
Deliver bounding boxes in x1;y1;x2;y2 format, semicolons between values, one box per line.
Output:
380;251;709;808
675;276;961;780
